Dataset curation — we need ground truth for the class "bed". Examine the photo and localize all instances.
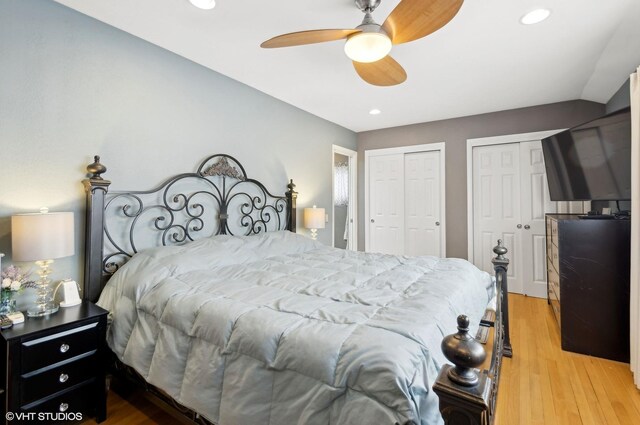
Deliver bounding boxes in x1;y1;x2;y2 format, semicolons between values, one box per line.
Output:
82;154;512;425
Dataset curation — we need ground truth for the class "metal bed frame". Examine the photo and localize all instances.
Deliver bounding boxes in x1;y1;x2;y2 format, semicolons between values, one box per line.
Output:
82;154;511;425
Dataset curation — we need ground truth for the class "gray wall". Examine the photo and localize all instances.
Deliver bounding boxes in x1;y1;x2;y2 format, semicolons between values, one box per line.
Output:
357;100;605;259
606;78;631;113
0;0;356;298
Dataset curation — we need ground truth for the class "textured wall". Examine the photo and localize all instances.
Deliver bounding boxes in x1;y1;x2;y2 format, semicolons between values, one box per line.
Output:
357;100;605;258
0;0;355;298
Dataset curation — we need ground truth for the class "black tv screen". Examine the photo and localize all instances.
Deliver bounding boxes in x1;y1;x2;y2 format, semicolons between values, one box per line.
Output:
541;107;631;201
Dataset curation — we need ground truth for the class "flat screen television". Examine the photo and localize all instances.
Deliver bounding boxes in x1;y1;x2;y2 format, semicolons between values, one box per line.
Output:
541;107;631;201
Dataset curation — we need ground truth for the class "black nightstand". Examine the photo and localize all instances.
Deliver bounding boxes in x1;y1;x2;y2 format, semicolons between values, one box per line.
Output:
0;302;108;424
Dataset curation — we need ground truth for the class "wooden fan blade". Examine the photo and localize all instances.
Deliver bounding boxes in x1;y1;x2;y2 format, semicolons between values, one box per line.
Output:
383;0;464;45
261;29;360;48
353;56;407;87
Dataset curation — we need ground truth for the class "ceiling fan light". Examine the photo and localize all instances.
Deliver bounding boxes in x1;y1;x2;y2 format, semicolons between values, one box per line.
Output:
344;32;392;63
189;0;216;10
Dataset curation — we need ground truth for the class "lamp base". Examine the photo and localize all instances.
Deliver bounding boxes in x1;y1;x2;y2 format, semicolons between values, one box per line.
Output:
28;259;59;317
27;302;59;317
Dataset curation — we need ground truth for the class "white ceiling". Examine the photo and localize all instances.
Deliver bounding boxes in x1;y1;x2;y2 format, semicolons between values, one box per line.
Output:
54;0;640;132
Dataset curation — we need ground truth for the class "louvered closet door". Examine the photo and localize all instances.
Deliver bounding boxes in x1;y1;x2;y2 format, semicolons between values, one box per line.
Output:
472;143;523;294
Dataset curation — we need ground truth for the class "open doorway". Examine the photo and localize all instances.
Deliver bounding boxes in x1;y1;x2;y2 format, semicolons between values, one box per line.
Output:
332;145;357;250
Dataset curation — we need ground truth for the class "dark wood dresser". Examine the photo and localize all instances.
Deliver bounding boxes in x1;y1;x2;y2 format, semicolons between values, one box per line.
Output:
546;214;631;362
0;302;108;424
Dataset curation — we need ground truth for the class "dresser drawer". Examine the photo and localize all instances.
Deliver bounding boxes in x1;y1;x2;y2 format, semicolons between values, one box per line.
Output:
21;353;97;405
21;380;95;417
551;243;560;273
548;280;559;303
548;265;560;298
21;322;99;373
551;219;559;247
550;296;561;328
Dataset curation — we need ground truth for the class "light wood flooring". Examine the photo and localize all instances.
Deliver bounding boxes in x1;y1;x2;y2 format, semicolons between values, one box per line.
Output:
495;294;640;425
84;294;640;425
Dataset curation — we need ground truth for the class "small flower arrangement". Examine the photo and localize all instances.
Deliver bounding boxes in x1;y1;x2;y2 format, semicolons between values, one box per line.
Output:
1;265;36;293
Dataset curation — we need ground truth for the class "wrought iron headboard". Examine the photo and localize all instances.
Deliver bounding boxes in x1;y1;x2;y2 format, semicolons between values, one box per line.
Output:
82;154;297;302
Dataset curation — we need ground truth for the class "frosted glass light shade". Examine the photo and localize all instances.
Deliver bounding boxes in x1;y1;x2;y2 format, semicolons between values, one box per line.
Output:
344;32;392;63
304;206;326;230
189;0;216;10
12;212;75;262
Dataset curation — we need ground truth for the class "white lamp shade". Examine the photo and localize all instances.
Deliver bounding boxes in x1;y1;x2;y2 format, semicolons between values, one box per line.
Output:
304;207;325;230
12;212;75;262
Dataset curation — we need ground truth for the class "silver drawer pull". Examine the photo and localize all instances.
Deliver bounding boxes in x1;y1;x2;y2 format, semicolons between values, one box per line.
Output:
60;343;70;353
59;402;69;412
59;373;69;383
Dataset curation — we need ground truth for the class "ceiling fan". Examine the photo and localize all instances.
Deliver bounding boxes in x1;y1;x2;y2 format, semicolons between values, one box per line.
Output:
260;0;464;87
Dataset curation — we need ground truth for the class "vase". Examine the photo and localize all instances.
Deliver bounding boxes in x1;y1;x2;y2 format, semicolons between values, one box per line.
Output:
0;290;17;314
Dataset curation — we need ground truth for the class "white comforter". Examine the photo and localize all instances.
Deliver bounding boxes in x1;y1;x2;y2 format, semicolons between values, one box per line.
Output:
97;231;493;425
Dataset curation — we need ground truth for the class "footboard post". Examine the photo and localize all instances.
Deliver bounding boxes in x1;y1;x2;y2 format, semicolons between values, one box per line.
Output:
433;315;491;425
492;240;512;358
82;155;110;302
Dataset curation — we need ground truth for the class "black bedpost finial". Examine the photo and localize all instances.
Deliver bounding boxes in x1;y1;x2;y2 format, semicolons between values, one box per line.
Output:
441;315;486;387
493;239;508;261
87;155;107;180
287;179;297;193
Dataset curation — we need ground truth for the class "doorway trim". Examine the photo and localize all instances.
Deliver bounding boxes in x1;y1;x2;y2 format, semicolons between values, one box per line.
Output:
364;142;446;255
465;130;563;261
332;145;358;250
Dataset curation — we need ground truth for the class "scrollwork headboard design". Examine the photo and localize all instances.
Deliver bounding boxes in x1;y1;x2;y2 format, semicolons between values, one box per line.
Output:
83;154;297;302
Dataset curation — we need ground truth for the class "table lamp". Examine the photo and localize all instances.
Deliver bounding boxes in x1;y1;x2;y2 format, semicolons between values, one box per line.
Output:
303;205;325;241
12;209;75;317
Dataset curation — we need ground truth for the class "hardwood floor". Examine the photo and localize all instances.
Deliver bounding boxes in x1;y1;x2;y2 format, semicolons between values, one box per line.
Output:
495;294;640;425
84;294;640;425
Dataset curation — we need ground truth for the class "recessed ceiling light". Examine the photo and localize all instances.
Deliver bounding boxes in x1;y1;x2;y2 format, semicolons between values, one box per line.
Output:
369;108;381;115
520;8;551;25
189;0;216;10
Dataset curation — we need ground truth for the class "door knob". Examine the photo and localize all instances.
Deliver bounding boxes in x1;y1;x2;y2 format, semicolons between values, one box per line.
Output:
524;224;531;230
517;224;522;229
435;222;440;226
370;219;375;223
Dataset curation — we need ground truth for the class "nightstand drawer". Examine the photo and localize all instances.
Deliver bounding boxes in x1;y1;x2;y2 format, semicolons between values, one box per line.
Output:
21;380;95;417
21;353;96;405
21;322;99;373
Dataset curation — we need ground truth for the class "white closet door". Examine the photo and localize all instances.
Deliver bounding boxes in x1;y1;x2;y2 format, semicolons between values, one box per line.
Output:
368;154;405;254
472;143;522;293
520;141;556;297
405;151;442;256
